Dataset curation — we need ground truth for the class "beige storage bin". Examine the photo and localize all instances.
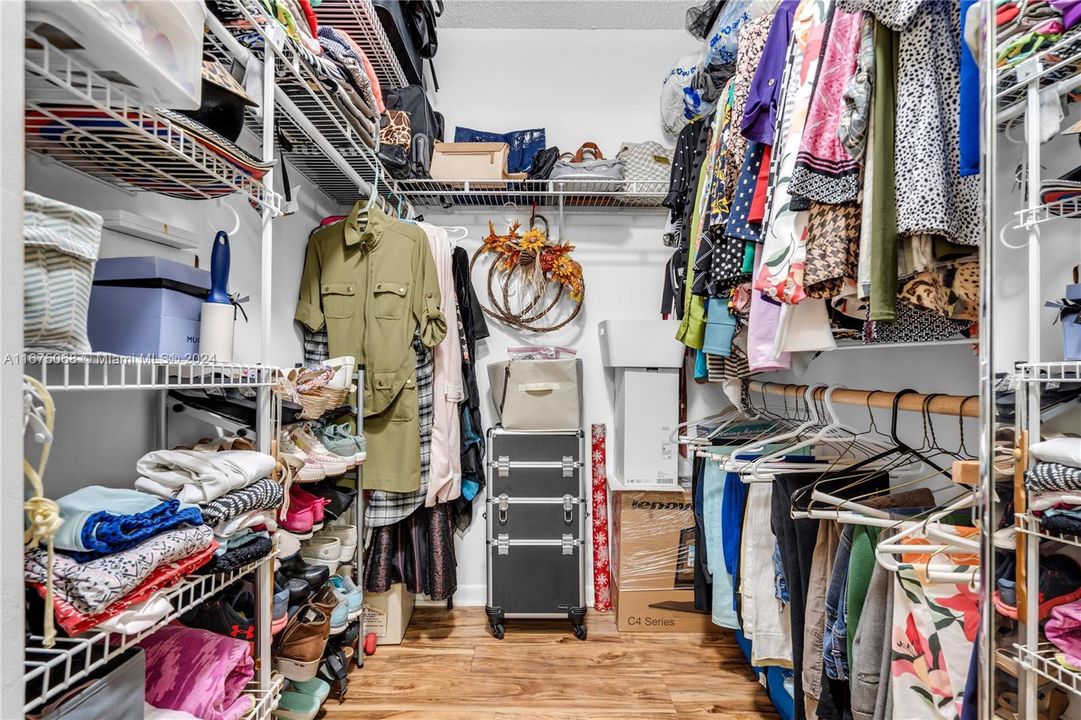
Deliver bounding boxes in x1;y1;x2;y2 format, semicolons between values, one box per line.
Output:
430;142;510;180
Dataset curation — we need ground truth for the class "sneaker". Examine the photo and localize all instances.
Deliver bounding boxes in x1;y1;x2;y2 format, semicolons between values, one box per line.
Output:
994;554;1081;621
290;485;331;531
289;426;348;477
315;424;361;468
312;584;348;635
278;499;317;539
288;677;330;703
244;579;291;636
301;536;342;575
327;575;363;621
273;691;321;720
350;429;366;465
180;589;255;642
275;604;330;682
316;525;358;563
279;432;326;483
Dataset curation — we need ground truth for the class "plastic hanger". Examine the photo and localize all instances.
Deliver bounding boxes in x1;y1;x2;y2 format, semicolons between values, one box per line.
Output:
357;164;381;232
444;226;469;245
207;199;240;236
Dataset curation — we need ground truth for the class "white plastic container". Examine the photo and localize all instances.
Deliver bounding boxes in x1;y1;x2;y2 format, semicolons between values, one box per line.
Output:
26;0;206;109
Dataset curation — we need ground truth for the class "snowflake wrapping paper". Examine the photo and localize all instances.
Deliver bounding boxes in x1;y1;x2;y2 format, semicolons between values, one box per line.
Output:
591;423;612;613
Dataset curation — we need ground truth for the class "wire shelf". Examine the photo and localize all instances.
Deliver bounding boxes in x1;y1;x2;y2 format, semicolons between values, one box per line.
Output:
1014;195;1081;228
1016;513;1081;551
314;0;408;89
997;26;1081;115
390;178;670;210
24;30;282;215
209;1;409;210
23;353;279;391
24;553;274;713
1017;361;1081;383
240;672;285;720
1015;643;1081;695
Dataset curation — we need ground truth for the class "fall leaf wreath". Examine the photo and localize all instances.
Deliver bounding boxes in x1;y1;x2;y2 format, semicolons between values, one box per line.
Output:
469;216;585;332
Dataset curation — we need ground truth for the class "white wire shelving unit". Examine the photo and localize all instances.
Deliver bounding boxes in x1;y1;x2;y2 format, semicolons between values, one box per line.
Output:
206;0;412;212
996;26;1081;129
24;552;275;713
1016;360;1081;383
1014;195;1081;229
1015;512;1081;551
1015;643;1081;696
389;178;669;211
23;353;279;392
24;30;282;216
313;0;408;89
240;672;285;720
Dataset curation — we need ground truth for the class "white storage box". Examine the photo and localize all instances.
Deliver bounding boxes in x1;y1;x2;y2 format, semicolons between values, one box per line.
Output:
362;584;415;645
27;0;206;109
614;368;680;488
599;319;684;369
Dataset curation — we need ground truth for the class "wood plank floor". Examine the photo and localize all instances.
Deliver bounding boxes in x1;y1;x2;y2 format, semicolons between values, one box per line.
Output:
320;608;780;720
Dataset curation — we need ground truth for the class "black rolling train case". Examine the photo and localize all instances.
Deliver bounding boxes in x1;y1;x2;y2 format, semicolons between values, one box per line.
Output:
484;428;588;640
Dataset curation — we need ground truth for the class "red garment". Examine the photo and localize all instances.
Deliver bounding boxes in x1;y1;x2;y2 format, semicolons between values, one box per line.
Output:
297;0;320;37
33;543;218;637
748;144;772;223
996;3;1020;25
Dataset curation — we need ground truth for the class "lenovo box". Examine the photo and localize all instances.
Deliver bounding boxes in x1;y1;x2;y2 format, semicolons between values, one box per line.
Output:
362;584;414;645
610;487;715;633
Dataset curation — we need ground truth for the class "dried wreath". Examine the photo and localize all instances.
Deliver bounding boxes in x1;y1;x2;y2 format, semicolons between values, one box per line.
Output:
469;216;585;332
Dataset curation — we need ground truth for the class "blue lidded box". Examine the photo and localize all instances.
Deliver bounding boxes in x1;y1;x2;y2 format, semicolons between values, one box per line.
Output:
87;256;210;358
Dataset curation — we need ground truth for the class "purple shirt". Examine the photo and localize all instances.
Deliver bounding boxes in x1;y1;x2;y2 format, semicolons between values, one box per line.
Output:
740;0;799;145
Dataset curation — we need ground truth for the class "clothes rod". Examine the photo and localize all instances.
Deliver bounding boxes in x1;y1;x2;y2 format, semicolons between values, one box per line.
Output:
746;381;978;418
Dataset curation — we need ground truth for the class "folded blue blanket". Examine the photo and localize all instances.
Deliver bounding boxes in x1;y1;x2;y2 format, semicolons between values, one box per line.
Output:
55;486;203;562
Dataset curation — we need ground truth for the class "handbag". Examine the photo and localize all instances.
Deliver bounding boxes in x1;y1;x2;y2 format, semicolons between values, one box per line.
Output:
616;140;674;205
549;142;625;192
487;358;582;431
380;109;412;151
527;146;560;179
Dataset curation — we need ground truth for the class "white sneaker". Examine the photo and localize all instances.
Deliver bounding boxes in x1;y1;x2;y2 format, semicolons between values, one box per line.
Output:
317;525;358;562
300;536;342;575
289;426;348;477
279;432;326;482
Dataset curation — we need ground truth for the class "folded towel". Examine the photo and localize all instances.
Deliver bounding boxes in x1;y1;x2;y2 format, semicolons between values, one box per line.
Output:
25;525;214;614
136;450;276;504
54;485;203;561
140;625;254;720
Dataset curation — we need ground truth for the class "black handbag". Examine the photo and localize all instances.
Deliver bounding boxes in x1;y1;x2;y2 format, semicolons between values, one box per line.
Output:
527;146;560;180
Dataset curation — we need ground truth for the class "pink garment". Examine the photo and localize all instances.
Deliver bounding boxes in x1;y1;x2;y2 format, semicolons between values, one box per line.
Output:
418;223;464;506
748;244;792;372
1047;599;1081;667
340;32;385;113
140;625;254;720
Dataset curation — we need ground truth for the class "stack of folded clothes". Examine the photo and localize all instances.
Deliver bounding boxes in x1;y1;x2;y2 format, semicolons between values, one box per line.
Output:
1047;597;1081;672
996;0;1080;68
1040;165;1081;214
1026;437;1081;537
25;437;283;639
136;438;280;574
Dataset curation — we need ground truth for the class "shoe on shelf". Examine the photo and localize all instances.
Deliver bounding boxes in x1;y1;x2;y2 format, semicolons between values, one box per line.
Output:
289;425;349;477
316;424;362;467
312;584;348;635
290;485;331;531
324;356;356;391
316;525;358;563
279;432;326;483
996;684;1070;720
278;501;317;539
994;554;1081;621
306;482;357;523
287;677;330;704
275;571;311;607
272;691;321;720
275;604;330;682
327;575;363;621
301;536;342;575
180;588;255;642
279;553;330;589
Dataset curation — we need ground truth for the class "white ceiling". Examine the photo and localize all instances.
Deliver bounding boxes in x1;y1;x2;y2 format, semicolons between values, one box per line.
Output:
439;1;695;30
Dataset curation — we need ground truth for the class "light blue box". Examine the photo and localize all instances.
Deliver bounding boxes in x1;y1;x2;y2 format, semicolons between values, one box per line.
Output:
87;256;210;358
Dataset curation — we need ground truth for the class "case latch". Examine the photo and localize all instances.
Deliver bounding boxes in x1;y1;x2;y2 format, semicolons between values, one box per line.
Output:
562;533;574;555
498;493;510;524
496;455;510;478
563;494;574;525
561;456;574;477
497;534;510;555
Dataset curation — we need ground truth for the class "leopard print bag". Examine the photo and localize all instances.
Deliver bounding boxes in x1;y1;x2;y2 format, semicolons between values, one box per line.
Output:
380;110;412;152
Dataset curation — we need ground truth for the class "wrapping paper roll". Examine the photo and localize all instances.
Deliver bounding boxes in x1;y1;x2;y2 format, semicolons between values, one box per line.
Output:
591;423;612;613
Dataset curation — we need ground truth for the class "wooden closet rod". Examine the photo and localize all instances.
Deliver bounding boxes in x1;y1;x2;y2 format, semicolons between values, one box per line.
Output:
746;381;978;418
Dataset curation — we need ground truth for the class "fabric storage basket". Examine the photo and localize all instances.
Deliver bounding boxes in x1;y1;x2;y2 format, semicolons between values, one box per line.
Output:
487;358;582;431
23;192;103;354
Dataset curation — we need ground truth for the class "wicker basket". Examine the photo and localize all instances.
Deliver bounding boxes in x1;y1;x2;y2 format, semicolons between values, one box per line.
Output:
23;192;103;353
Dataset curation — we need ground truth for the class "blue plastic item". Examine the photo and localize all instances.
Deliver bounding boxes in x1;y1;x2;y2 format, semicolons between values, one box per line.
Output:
207;231;231;304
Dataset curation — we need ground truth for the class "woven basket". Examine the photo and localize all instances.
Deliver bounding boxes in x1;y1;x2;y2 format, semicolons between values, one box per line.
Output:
296;393;330;420
23;192;103;353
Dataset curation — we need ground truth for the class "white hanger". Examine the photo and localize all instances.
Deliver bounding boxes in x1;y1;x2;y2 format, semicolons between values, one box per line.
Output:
730;383;828;463
873;494;981;583
444;226;469;245
207;199;240;236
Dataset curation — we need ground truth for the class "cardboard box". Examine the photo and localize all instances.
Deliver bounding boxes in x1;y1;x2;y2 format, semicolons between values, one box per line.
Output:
430;142;509;180
613;368;679;488
610;488;696;591
613;582;716;633
362;584;415;645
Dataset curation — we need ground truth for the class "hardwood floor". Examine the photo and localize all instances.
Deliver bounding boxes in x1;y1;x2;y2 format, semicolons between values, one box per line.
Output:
321;607;780;719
